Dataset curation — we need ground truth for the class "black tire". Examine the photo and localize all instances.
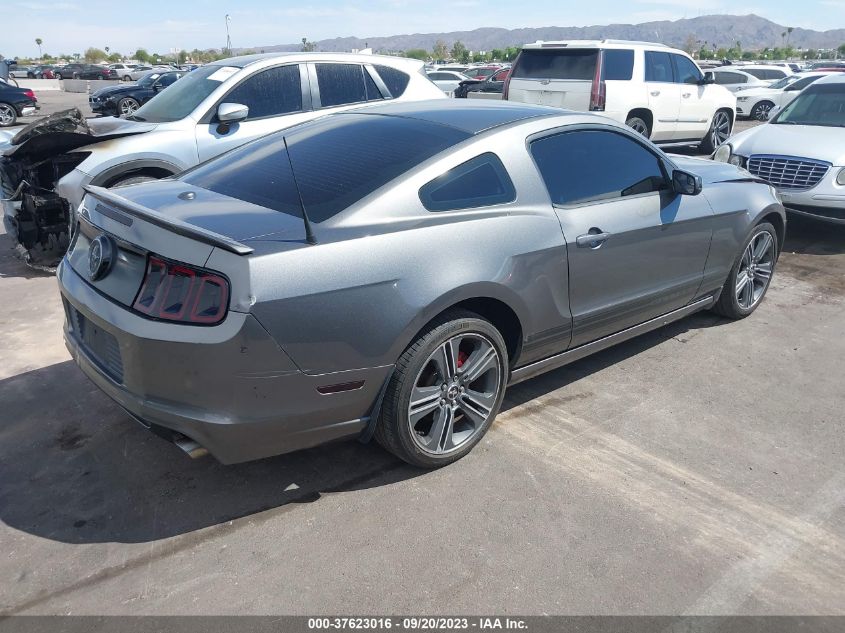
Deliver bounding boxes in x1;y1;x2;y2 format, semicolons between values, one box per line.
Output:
54;73;62;80
110;174;159;188
625;116;650;138
0;103;18;127
750;100;775;121
375;310;508;468
27;72;35;79
123;75;131;82
72;73;79;79
712;222;778;319
699;109;733;154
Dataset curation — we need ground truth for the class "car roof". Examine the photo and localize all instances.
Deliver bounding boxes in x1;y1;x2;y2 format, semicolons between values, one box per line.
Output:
522;39;670;50
815;73;845;84
341;99;574;135
213;51;423;69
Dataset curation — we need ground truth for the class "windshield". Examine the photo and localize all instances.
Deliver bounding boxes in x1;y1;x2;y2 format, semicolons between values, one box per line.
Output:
137;73;160;87
129;64;235;123
773;83;845;127
769;75;803;90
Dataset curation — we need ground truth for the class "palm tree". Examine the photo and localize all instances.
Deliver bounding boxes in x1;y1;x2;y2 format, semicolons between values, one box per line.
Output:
35;38;43;59
786;27;794;47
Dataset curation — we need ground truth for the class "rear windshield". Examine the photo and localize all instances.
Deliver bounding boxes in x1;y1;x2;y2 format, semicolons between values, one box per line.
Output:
512;48;598;80
181;114;471;223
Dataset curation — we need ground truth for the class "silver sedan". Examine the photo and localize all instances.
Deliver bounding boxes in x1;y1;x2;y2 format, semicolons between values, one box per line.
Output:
58;100;785;468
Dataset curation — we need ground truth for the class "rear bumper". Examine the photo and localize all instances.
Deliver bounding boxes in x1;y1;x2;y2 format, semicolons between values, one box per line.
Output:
58;260;390;463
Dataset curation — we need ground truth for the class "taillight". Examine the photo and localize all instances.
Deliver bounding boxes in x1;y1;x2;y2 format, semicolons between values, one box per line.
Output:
23;89;36;100
589;51;605;111
133;256;229;325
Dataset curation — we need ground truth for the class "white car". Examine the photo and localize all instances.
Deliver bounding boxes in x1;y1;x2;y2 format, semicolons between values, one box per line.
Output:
127;65;172;81
714;74;845;225
426;70;469;95
1;52;447;264
735;72;831;120
109;63;138;81
710;68;772;93
504;40;736;152
733;64;792;82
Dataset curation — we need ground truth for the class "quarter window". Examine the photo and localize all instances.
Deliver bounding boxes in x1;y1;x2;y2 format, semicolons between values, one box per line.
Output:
671;54;702;84
714;71;746;84
375;65;411;97
530;129;668;206
224;65;302;119
644;51;674;83
603;49;634;81
420;153;516;212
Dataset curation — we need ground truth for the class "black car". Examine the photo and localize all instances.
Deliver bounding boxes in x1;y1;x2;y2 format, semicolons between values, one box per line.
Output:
455;67;510;99
54;64;117;80
89;70;184;116
0;81;39;126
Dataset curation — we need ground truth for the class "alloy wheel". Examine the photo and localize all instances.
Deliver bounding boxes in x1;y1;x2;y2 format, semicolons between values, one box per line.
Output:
628;120;649;136
711;111;731;147
407;333;502;455
0;104;15;125
736;230;775;310
753;102;773;121
120;99;139;116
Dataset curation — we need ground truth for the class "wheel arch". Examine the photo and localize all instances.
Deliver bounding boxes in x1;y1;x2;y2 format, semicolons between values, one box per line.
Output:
626;108;653;136
396;285;528;369
90;159;181;188
759;205;786;256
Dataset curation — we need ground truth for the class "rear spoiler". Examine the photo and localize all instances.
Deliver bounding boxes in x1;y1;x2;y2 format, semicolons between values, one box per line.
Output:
82;185;254;255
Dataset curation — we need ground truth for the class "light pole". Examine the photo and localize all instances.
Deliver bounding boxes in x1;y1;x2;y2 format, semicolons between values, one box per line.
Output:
225;14;232;53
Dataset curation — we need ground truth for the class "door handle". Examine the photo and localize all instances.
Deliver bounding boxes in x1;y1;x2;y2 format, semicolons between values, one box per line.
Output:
682;92;691;98
650;90;660;96
576;231;611;248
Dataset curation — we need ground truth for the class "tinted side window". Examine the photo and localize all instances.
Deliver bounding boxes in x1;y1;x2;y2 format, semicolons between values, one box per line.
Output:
715;71;744;84
512;49;599;80
530;130;668;206
158;73;182;87
316;63;367;107
429;73;451;80
420;153;516;212
672;54;702;84
492;69;509;82
375;65;410;97
603;49;634;80
225;65;302;119
790;76;819;90
644;51;674;83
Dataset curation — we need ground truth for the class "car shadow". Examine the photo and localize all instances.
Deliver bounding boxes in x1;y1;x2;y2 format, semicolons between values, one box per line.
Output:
501;309;727;413
0;360;424;545
782;214;845;256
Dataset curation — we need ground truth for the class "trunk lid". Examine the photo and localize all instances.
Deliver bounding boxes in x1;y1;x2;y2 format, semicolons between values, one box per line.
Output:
66;181;310;311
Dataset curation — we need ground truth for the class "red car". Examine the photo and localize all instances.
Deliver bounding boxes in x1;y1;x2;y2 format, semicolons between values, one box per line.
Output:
463;66;503;80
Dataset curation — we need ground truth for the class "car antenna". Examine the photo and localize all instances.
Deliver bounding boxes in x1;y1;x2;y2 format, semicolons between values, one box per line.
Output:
282;136;317;245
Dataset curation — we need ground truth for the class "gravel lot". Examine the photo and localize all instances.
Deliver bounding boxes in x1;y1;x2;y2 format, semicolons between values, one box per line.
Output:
1;88;842;616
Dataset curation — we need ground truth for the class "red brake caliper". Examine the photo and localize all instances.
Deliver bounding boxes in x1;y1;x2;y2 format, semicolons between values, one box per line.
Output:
457;351;468;369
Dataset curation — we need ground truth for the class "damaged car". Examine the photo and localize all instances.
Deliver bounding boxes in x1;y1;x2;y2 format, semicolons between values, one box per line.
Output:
1;52;445;268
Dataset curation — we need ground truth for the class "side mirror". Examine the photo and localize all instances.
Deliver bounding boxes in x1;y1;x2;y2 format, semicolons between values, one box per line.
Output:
216;102;248;133
672;169;702;196
700;71;716;85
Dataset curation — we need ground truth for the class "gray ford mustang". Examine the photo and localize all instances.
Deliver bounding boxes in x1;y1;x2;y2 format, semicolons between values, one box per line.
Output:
58;100;785;468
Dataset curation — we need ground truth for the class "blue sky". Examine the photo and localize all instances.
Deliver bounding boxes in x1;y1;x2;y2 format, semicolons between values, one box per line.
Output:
3;0;843;58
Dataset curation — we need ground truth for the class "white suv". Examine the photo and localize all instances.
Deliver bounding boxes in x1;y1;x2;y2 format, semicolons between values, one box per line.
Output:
504;40;736;152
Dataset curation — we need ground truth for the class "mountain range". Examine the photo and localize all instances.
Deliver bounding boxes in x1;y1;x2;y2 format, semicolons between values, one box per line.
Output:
243;14;845;55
